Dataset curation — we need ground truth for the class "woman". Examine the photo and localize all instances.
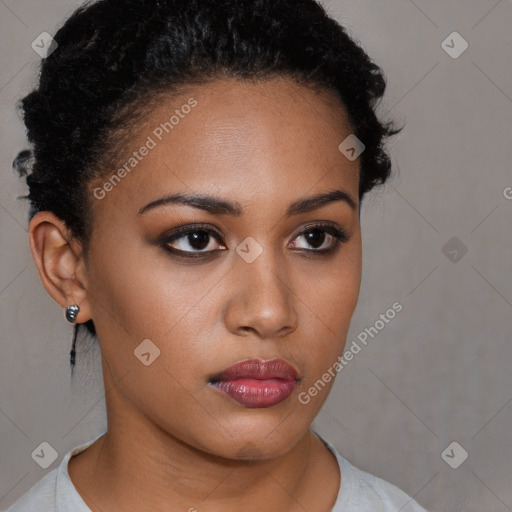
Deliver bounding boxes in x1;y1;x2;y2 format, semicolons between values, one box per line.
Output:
8;0;428;510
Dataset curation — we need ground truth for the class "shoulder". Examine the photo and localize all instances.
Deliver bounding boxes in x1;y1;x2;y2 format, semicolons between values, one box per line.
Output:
4;432;106;512
316;434;430;512
4;468;59;512
338;462;429;512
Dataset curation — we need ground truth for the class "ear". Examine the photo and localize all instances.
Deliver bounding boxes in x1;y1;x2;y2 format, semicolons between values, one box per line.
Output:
28;211;92;324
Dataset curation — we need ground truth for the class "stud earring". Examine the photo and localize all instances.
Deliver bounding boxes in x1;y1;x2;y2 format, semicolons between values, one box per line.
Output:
65;304;80;323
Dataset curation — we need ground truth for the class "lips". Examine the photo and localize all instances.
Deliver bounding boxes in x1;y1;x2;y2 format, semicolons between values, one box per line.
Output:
209;359;300;408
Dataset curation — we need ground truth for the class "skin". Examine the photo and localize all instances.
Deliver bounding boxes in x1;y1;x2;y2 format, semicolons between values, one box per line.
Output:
29;76;362;512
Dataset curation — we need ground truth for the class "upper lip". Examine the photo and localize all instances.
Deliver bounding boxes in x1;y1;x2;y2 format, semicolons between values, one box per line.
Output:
209;358;299;382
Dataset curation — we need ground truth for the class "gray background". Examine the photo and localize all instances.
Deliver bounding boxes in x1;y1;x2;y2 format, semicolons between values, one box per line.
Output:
1;1;511;511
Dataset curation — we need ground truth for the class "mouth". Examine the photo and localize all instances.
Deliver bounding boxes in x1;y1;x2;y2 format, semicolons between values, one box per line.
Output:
208;358;301;408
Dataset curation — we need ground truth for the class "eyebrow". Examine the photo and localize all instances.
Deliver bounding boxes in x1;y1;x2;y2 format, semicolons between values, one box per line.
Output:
138;189;357;216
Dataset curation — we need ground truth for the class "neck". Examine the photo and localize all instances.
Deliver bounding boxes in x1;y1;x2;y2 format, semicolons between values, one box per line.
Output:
67;370;340;512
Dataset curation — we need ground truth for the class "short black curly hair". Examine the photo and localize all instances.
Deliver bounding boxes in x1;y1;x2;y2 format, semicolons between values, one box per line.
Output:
13;0;402;373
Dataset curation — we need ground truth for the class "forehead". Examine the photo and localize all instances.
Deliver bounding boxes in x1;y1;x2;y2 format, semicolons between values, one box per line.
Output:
89;76;360;219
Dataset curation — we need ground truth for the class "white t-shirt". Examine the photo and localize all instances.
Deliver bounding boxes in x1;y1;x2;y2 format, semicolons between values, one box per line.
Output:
5;431;429;511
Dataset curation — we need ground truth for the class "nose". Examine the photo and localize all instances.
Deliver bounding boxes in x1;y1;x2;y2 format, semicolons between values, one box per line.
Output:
223;248;299;340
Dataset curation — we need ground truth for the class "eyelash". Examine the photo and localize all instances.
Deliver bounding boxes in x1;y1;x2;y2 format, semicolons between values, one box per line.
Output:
159;222;349;259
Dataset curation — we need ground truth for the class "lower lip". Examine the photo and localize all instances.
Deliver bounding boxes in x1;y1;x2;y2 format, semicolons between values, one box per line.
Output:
211;378;297;408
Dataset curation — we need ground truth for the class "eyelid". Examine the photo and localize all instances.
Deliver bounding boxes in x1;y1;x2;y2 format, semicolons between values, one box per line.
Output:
292;221;348;241
159;223;224;242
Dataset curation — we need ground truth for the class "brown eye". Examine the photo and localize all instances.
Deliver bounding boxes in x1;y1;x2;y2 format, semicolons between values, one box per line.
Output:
177;231;211;251
161;225;227;258
302;228;329;249
289;223;349;253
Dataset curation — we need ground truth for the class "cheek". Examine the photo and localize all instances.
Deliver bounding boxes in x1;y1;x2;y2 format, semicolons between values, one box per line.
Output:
300;238;361;323
296;242;362;379
84;239;227;392
84;245;218;441
86;237;223;340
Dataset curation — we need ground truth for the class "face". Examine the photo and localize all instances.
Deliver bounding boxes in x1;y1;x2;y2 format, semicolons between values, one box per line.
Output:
83;77;362;460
